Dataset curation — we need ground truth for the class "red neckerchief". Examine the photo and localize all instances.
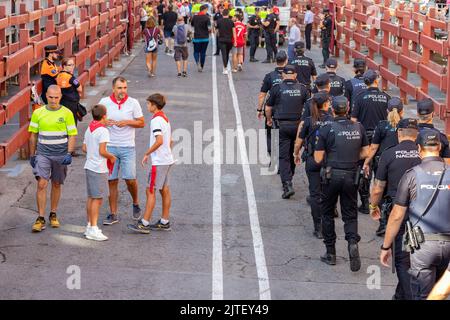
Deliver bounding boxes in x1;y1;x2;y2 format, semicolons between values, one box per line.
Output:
109;94;129;110
89;120;105;132
152;111;169;123
198;11;207;15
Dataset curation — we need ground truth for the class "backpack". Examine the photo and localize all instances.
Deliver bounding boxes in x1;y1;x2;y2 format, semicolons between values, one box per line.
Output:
176;24;187;45
145;28;158;53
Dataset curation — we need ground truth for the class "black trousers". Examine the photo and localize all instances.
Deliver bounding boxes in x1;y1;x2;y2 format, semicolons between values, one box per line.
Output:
306;158;322;227
264;31;277;61
305;23;312;50
409;240;450;300
278;123;298;183
393;225;412;300
249;32;259;58
219;41;233;68
215;34;220;54
321;36;330;65
322;169;361;248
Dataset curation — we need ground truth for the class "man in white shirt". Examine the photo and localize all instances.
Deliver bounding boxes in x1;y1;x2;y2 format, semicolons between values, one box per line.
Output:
288;18;301;60
128;93;175;233
99;76;145;225
304;4;314;50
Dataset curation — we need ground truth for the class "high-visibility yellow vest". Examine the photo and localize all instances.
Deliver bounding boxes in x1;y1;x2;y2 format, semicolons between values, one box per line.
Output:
229;8;236;17
260;10;268;20
245;6;256;15
192;3;201;14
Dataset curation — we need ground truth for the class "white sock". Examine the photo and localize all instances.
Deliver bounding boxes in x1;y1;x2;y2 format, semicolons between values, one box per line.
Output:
91;225;99;231
87;222;91;227
141;219;150;226
160;218;169;225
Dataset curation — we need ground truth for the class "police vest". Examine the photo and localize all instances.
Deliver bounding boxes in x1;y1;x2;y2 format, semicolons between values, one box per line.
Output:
377;120;397;154
268;70;283;87
306;114;334;154
327;121;363;169
274;81;305;121
290;55;313;86
246;6;256;15
409;163;450;234
328;73;345;96
350;77;367;104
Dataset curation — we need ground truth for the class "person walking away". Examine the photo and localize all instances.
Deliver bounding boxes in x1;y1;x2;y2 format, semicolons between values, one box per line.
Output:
144;18;162;77
99;77;145;225
261;6;280;63
319;8;332;68
312;58;345;97
162;5;178;54
213;5;224;55
287;18;301;61
344;58;367;114
216;9;235;75
140;1;149;40
289;41;317;94
28;85;78;232
128;94;175;234
173;15;189;77
82;104;116;241
191;5;211;72
247;8;261;62
232;12;246;72
304;4;314;50
157;0;165;26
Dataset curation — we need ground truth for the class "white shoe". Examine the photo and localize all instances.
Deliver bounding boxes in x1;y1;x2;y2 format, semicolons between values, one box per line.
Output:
85;227;108;241
223;69;228;75
84;225;91;236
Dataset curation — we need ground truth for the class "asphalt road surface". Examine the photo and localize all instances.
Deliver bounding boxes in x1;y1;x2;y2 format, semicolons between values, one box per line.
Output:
0;39;399;300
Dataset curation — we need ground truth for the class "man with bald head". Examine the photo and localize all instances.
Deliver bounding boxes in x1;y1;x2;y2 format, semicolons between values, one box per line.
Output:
28;84;78;232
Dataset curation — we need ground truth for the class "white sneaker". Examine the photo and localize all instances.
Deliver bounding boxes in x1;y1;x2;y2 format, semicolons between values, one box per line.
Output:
84;225;91;236
85;227;108;241
223;68;228;75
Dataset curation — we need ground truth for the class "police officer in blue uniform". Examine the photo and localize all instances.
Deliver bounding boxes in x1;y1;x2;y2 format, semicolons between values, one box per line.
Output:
289;41;317;93
345;58;367;114
351;69;391;214
314;96;370;271
416;98;450;163
266;65;309;199
294;91;334;238
312;58;345;97
369;118;421;300
258;51;288;156
301;73;331;121
380;130;450;300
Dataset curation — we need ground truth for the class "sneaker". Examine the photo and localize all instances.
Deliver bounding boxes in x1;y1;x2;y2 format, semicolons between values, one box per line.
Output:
223;68;228;75
132;204;142;220
237;64;243;71
165;47;169;53
150;73;155;77
84;225;90;236
32;217;46;233
182;71;187;77
177;73;182;77
149;219;171;231
103;214;119;225
127;220;150;234
197;64;203;72
49;213;60;228
85;228;108;241
232;69;238;73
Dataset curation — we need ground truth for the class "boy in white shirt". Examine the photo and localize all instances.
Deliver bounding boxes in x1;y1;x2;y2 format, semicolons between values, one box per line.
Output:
128;94;175;234
82;105;116;241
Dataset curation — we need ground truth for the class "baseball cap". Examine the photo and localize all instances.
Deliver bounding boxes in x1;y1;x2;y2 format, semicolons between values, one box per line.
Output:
353;58;366;68
312;91;330;105
326;58;338;68
276;50;288;63
331;96;348;113
397;118;418;130
417;129;440;147
387;97;403;112
315;73;330;87
272;6;280;14
417;98;434;115
294;41;305;50
283;65;296;75
363;69;379;84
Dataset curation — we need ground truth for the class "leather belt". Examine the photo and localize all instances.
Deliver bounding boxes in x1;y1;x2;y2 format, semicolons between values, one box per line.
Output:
424;233;450;241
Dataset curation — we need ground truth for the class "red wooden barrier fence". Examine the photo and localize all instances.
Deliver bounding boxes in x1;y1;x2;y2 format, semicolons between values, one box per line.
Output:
0;0;144;168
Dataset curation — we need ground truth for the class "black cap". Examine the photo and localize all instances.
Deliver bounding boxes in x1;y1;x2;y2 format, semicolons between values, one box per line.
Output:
312;91;330;105
397;118;418;130
323;8;329;13
331;96;348;113
353;58;366;68
326;58;338;68
418;129;440;147
44;45;60;53
315;73;330;87
417;98;434;115
283;65;296;75
275;50;288;63
294;41;305;50
363;69;379;84
387;97;403;112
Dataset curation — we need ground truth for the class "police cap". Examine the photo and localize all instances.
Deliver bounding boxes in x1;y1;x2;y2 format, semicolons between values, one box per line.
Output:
283;65;296;75
363;69;379;84
44;45;60;53
331;96;348;113
417;129;440;147
323;8;329;13
353;58;366;68
397;118;418;130
312;91;330;105
417;98;434;115
275;50;288;63
315;73;330;87
387;97;403;112
294;41;305;50
326;58;338;68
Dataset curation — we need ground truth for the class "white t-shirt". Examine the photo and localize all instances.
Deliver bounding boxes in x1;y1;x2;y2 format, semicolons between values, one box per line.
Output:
83;126;110;173
99;96;144;147
150;114;175;166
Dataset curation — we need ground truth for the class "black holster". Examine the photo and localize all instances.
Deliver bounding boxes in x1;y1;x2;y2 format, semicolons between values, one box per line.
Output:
403;220;425;253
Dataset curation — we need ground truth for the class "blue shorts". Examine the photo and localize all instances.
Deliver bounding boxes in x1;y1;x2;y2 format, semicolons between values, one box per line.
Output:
164;30;174;38
107;146;136;180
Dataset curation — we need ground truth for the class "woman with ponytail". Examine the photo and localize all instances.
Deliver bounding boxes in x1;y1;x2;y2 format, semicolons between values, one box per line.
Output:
293;91;333;239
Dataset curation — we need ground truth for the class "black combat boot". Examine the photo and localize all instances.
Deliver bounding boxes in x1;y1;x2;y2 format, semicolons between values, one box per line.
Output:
281;181;295;199
313;222;323;239
358;197;370;214
348;241;361;272
320;247;336;265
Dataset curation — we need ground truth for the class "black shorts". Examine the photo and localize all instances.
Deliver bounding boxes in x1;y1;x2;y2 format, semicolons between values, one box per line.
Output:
174;46;188;61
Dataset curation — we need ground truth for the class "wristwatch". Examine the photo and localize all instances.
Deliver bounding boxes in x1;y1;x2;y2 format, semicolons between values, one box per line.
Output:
380;244;391;251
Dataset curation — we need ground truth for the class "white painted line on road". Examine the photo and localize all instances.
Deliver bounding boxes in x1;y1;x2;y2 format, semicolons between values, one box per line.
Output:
211;36;224;300
227;66;272;300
